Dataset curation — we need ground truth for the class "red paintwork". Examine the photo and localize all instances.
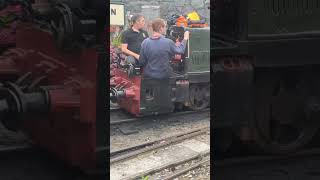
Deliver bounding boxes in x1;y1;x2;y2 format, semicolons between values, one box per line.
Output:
110;68;141;116
0;5;23;47
0;23;97;170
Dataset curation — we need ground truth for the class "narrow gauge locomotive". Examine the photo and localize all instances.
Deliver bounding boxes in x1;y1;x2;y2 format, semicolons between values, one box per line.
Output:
0;0;107;171
110;8;210;116
213;0;320;154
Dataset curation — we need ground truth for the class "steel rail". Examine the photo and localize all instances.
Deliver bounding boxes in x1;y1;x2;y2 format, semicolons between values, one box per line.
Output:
110;108;210;125
110;126;210;164
124;150;210;180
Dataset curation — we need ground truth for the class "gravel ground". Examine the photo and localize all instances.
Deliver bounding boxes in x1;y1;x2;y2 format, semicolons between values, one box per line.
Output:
177;134;211;180
110;111;210;152
150;160;210;180
176;162;210;180
149;134;211;180
110;111;210;180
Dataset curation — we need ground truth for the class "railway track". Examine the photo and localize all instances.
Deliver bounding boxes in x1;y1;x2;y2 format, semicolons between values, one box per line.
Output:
111;126;209;162
159;155;210;180
110;126;210;180
110;108;210;125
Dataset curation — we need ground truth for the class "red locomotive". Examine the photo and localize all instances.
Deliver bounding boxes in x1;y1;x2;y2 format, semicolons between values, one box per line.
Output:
0;0;106;172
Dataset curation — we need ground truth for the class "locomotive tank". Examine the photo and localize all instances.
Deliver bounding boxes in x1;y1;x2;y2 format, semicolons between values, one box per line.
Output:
213;0;320;65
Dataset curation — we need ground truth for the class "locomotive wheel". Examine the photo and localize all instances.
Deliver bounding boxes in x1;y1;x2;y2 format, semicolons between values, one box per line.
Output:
189;84;209;111
254;72;319;154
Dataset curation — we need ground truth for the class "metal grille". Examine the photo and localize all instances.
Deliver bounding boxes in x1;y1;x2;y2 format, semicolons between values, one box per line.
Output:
191;51;210;65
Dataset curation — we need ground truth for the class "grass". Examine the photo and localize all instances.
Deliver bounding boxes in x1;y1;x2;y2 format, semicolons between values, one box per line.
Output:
141;175;149;180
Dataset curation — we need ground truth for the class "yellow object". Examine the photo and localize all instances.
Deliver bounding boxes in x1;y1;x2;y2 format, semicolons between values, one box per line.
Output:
187;11;200;21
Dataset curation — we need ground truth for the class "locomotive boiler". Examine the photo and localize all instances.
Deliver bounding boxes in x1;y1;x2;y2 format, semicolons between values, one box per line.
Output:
0;0;107;172
212;0;320;154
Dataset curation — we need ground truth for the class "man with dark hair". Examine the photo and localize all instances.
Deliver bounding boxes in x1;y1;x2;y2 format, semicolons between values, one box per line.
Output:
139;18;189;79
121;14;148;65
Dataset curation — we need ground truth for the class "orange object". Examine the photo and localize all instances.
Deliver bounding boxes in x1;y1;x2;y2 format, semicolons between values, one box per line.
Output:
175;15;188;27
188;23;209;28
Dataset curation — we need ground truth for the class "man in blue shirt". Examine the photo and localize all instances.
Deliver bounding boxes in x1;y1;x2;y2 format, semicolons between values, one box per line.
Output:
139;18;189;79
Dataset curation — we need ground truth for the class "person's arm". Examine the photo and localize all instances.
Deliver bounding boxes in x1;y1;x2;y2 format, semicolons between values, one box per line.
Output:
170;39;187;54
121;32;140;59
121;44;140;60
169;31;190;54
138;40;148;67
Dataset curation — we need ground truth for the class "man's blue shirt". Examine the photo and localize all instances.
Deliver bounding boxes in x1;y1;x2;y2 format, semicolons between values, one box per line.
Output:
139;35;187;79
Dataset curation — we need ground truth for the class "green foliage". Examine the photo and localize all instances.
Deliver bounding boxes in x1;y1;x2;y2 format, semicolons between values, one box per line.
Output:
141;175;149;180
111;33;122;48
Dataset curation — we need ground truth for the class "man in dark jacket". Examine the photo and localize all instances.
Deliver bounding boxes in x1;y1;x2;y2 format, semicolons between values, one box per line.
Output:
139;18;189;79
121;14;149;65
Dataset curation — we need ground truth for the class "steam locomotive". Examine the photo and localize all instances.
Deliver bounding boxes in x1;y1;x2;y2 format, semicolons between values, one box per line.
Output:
0;0;107;172
212;0;320;154
110;19;210;116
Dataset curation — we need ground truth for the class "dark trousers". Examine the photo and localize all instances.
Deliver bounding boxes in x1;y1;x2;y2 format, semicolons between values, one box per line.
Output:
140;78;174;115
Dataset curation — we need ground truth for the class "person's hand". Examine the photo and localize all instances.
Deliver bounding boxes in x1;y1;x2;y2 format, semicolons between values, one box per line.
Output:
184;31;190;40
175;39;181;46
135;54;140;60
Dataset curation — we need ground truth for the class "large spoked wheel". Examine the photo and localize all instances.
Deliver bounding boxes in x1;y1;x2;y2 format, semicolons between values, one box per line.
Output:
189;84;210;111
254;72;319;154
